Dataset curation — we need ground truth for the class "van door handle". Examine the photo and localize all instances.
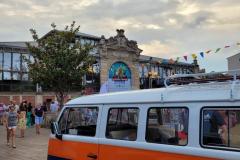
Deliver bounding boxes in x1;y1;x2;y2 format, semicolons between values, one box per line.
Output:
87;153;97;159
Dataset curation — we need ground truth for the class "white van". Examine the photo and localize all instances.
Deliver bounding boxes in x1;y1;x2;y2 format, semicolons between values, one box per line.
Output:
48;71;240;160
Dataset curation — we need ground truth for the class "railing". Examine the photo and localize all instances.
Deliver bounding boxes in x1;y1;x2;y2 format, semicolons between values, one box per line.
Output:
164;69;240;88
0;82;35;92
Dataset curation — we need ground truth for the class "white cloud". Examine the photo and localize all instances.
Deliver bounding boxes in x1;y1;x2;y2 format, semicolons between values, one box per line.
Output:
0;0;239;72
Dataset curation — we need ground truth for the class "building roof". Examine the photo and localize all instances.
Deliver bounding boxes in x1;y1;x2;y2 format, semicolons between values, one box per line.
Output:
75;32;101;40
0;41;36;48
139;54;195;66
227;52;240;60
66;81;240;105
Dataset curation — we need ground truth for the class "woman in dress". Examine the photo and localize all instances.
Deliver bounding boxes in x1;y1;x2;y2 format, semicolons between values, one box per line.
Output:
26;102;33;128
18;101;27;138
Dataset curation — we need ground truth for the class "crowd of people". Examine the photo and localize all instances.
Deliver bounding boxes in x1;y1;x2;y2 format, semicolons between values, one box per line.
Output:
0;100;60;148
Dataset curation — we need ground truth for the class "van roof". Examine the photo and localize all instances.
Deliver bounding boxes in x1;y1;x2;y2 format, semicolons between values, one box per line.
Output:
66;81;240;105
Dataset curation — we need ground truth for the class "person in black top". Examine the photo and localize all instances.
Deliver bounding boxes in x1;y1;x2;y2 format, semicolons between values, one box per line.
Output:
34;103;44;134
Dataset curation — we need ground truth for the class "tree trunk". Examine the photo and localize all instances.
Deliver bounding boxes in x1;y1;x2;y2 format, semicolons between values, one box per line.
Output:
56;92;65;109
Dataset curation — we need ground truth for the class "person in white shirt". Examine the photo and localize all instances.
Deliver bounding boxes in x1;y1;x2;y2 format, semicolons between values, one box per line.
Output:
50;101;59;113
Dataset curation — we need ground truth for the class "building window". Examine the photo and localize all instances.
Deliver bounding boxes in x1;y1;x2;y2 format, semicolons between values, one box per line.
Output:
22;54;29;72
3;52;11;70
201;107;240;150
12;72;21;80
0;53;3;70
12;53;21;71
106;108;139;141
146;107;188;146
3;71;11;80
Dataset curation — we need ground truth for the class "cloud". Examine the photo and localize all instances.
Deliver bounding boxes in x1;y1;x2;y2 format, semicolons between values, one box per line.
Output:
0;0;239;72
139;40;180;58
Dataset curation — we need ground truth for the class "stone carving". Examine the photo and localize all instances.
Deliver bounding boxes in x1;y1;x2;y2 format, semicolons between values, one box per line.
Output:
98;29;142;55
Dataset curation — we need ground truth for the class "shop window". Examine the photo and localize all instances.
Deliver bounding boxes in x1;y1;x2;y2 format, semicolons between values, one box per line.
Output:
106;108;139;141
22;54;29;72
3;52;11;70
12;53;21;71
3;71;11;80
12;72;21;80
202;108;240;150
146;107;188;146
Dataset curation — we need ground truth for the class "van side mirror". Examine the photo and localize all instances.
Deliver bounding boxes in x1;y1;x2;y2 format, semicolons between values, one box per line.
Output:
50;122;62;140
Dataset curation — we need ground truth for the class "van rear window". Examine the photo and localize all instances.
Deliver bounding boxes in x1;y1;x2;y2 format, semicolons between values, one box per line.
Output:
146;107;188;146
106;108;139;141
201;107;240;150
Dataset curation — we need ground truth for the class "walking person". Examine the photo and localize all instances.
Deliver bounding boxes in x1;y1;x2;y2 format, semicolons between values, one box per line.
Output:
0;103;4;125
34;103;44;134
6;105;18;148
18;101;27;138
2;105;10;146
27;102;33;128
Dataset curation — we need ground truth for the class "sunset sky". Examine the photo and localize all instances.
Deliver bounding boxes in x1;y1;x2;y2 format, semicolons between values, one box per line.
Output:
0;0;239;72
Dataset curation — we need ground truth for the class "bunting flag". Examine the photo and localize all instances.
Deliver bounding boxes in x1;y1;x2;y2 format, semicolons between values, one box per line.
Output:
183;55;188;61
138;42;239;66
176;57;180;62
158;59;163;64
191;54;197;59
169;58;175;64
206;50;211;54
215;48;221;53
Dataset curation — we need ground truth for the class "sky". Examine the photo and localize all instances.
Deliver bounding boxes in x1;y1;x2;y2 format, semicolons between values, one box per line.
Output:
0;0;239;72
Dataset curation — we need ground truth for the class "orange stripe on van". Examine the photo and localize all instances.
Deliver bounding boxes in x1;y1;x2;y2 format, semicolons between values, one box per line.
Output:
48;138;219;160
48;138;98;160
99;144;219;160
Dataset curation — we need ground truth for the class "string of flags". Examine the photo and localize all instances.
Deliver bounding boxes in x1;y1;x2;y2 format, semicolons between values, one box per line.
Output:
154;42;240;65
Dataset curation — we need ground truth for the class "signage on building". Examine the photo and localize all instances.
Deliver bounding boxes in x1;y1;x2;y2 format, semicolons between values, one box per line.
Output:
108;62;132;92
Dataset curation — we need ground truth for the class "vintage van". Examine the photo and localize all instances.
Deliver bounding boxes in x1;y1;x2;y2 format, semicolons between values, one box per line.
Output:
48;72;240;160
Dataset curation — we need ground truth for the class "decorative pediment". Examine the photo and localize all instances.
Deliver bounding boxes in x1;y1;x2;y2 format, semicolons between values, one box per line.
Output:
99;29;142;55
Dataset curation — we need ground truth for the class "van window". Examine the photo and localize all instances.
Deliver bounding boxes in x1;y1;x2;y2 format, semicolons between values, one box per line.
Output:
146;108;188;146
106;108;139;141
202;108;240;150
58;107;98;137
58;108;69;134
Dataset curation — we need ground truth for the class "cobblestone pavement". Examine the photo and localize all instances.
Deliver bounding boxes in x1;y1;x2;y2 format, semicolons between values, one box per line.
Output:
0;125;50;160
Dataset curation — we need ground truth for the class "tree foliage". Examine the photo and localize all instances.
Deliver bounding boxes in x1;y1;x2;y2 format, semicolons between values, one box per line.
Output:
26;21;94;107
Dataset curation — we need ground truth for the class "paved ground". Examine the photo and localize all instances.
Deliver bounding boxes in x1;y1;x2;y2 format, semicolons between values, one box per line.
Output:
0;125;50;160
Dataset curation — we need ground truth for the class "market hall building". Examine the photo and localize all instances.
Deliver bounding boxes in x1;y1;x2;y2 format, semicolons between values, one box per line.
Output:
0;29;200;106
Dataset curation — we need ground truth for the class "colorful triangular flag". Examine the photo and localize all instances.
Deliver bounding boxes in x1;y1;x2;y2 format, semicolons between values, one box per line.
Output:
206;50;211;54
183;55;188;61
200;52;204;58
157;59;163;64
215;48;221;53
175;57;180;62
191;54;197;59
169;58;175;64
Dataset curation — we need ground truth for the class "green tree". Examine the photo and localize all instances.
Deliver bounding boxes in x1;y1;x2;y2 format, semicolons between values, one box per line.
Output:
26;21;94;107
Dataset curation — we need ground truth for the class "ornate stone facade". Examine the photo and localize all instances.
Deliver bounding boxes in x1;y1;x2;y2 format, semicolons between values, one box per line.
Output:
98;29;142;90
